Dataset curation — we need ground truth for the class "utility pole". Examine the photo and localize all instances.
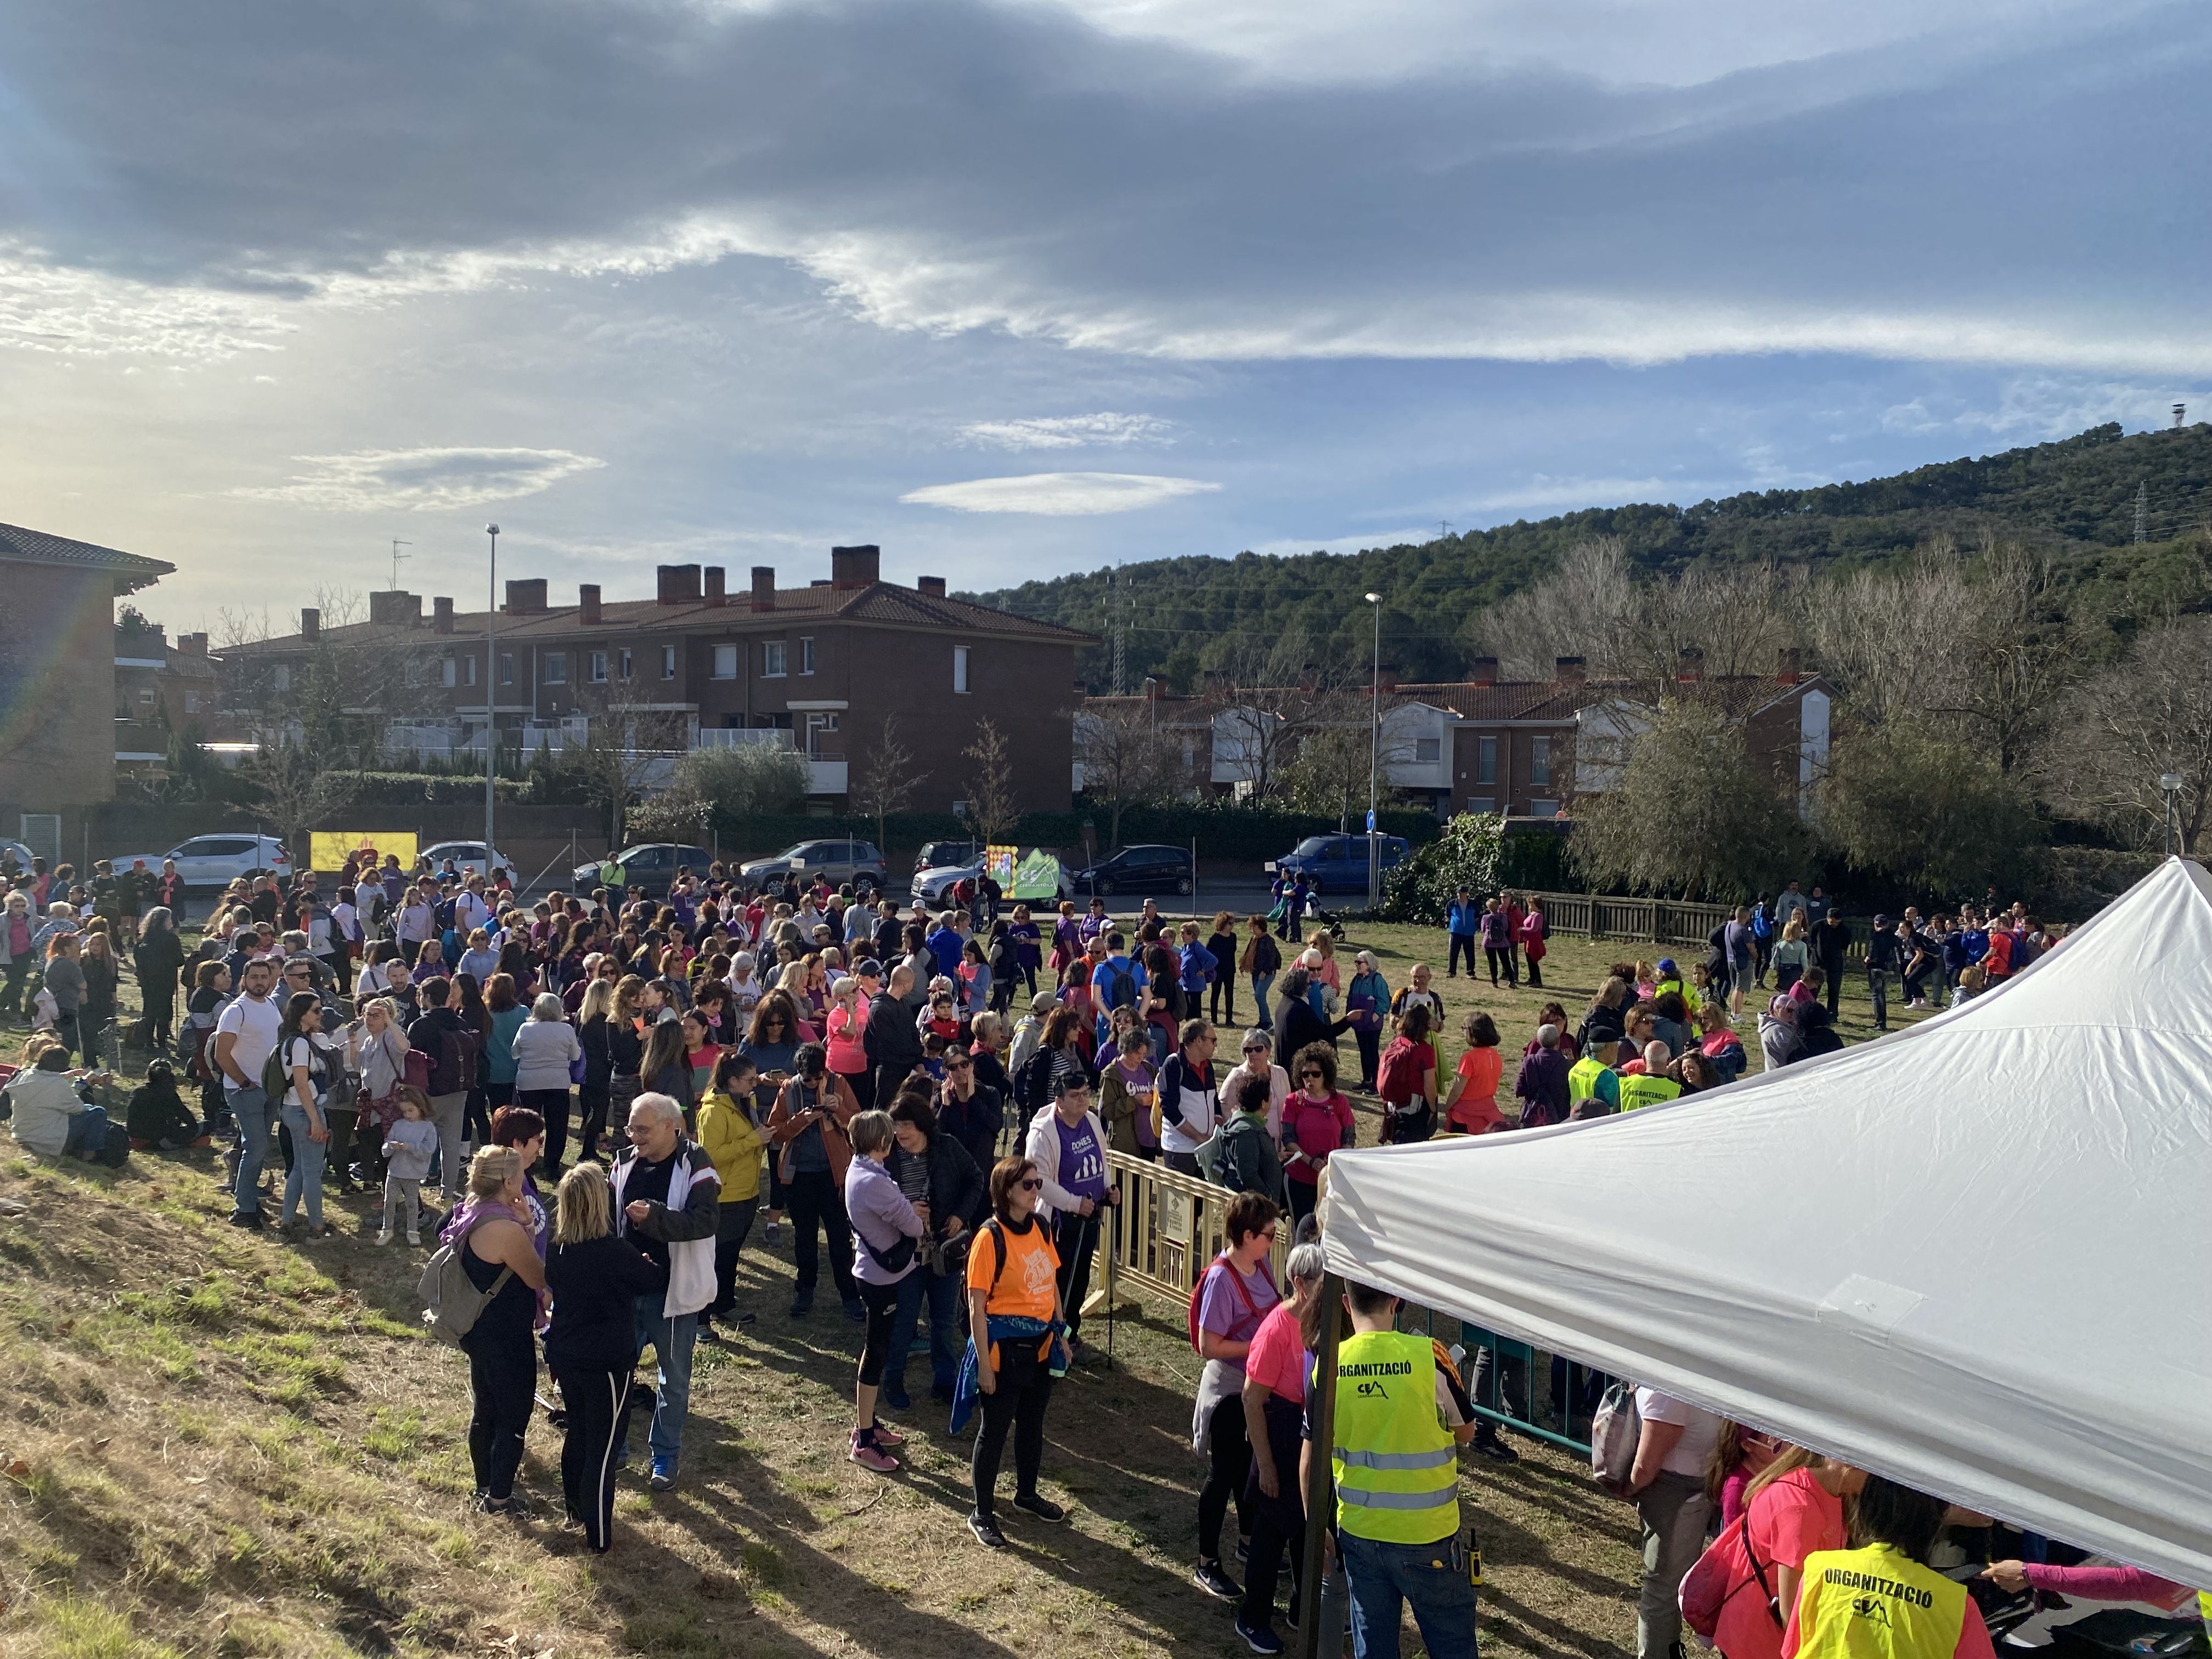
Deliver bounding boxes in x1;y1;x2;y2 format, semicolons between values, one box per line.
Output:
1364;591;1383;910
484;524;500;864
1438;520;1453;541
2174;404;2187;430
389;538;411;589
1109;566;1127;696
2135;481;2149;545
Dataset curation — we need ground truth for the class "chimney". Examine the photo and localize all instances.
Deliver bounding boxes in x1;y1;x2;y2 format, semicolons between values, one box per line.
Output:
1776;646;1803;685
180;632;206;657
504;578;547;614
1554;654;1585;686
751;566;776;613
917;575;947;599
703;566;727;607
831;544;881;591
579;583;602;627
433;596;455;635
656;563;702;605
1471;656;1499;688
368;590;421;627
1678;646;1705;684
300;607;320;643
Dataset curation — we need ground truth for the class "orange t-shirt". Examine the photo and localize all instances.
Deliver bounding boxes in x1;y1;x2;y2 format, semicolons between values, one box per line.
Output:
1449;1047;1505;1133
968;1217;1062;1321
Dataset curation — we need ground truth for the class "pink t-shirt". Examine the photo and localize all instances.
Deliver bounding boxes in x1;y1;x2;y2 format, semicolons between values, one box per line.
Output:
1718;1468;1847;1659
825;1003;866;1075
1244;1301;1308;1405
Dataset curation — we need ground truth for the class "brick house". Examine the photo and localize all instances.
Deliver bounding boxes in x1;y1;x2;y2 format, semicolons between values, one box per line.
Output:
219;545;1091;816
112;622;219;776
0;522;173;831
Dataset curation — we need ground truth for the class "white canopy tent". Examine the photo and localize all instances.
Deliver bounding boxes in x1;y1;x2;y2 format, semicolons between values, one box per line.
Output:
1321;857;2212;1587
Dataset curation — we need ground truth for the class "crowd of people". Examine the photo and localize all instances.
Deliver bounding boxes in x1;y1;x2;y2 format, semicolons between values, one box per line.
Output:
0;844;2158;1659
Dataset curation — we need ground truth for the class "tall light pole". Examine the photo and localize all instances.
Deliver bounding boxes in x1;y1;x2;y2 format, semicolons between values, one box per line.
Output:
2160;772;2183;856
485;524;500;868
1143;675;1159;736
1364;591;1382;910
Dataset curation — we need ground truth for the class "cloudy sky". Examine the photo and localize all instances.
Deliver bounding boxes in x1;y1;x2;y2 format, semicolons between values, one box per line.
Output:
2;0;2208;625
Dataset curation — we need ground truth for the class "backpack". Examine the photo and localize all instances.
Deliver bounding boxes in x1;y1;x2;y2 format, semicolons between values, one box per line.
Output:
1102;961;1139;1012
439;1023;481;1093
415;1228;514;1346
1187;1252;1263;1355
1680;1512;1784;1641
1192;1126;1230;1185
1589;1382;1641;1495
402;1045;433;1093
1376;1035;1425;1106
261;1034;325;1103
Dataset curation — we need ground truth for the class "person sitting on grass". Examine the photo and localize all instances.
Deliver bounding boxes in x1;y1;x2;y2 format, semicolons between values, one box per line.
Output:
126;1058;204;1151
2;1035;127;1164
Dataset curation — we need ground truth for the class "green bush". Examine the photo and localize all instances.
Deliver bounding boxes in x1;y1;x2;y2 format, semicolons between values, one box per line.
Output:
1379;813;1507;924
327;771;531;804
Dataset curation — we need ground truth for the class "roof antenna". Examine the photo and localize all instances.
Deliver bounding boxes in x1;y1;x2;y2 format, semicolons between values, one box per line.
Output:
390;538;412;589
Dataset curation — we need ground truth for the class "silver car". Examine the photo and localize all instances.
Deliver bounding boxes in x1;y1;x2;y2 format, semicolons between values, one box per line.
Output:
737;838;887;893
108;833;291;890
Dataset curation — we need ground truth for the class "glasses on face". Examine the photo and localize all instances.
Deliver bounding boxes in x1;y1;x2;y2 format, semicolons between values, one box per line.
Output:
1299;1069;1324;1081
945;1057;972;1070
1257;1227;1279;1243
1017;1177;1043;1191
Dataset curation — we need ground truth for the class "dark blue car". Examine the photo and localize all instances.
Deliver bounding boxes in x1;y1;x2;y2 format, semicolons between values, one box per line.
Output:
1269;834;1409;895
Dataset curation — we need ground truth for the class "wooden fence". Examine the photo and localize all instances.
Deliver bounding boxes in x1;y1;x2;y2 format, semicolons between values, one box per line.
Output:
1525;891;1870;961
1096;1149;1289;1313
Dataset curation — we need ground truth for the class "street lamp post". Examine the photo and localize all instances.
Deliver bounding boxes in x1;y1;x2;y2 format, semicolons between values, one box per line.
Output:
1364;591;1382;910
485;524;500;867
2160;772;2183;856
1143;675;1159;736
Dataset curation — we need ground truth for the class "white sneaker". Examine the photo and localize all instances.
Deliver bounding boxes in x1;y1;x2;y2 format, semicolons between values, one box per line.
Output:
406;1230;421;1245
376;1228;394;1245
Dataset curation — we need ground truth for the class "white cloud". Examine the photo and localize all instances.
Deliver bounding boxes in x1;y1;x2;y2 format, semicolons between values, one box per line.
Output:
900;471;1220;514
229;447;607;512
959;411;1176;449
0;245;295;360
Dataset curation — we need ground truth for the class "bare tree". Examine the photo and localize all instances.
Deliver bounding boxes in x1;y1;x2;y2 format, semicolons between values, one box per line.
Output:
851;712;929;855
1203;627;1363;799
1467;537;1643;682
546;692;692;849
240;740;358;872
2042;613;2212;853
962;718;1019;849
1074;701;1178;849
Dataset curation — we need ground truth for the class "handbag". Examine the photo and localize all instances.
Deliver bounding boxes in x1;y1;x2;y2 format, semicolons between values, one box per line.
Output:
1680;1512;1784;1640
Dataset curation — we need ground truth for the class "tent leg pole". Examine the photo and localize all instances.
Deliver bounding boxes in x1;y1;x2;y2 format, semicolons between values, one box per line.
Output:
1296;1272;1342;1659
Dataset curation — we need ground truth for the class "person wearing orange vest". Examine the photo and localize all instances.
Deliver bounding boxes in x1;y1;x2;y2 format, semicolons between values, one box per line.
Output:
1784;1475;1996;1659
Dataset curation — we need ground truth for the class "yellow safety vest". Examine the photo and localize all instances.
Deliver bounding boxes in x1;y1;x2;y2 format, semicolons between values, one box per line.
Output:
1655;977;1702;1013
1793;1544;1968;1659
1567;1055;1611;1102
1330;1330;1460;1545
1617;1072;1683;1113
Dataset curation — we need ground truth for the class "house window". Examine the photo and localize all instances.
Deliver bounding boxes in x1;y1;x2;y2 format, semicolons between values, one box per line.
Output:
184;691;200;714
763;641;788;678
800;637;816;675
590;651;608;683
1531;736;1551;787
619;649;633;681
544;652;566;685
273;664;291;693
713;644;739;680
139;689;156;708
1414;736;1441;764
1476;735;1497;784
662;646;677;680
442;656;457;688
499;654;514;686
953;646;970;694
1530;799;1561;819
465;654;478;687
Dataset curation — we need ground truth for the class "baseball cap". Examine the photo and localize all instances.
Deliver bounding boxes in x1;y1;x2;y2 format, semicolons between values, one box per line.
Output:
1656;957;1677;975
855;958;884;978
1031;990;1058;1014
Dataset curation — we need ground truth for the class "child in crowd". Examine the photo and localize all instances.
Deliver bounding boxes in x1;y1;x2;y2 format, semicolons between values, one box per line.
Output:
377;1086;440;1246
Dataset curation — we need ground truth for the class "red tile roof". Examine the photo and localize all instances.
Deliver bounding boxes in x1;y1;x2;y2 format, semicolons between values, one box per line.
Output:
0;521;173;592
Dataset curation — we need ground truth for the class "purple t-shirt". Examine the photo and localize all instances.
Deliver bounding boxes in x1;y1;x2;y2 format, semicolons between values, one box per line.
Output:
1054;1114;1108;1203
1197;1258;1282;1373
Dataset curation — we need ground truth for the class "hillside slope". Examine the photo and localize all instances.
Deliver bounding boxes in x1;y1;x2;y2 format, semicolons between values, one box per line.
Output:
970;422;2212;686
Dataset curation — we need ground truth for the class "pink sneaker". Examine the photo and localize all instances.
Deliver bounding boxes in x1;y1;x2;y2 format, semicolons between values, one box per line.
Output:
849;1432;899;1473
870;1421;907;1449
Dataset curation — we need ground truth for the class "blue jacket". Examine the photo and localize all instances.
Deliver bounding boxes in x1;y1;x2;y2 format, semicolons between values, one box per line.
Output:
927;926;965;981
1445;898;1481;936
1179;941;1217;994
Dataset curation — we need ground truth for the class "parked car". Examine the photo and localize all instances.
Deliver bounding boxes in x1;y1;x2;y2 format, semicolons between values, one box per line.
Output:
109;833;291;890
1062;844;1194;899
736;839;886;893
1267;833;1409;894
913;839;980;874
911;856;986;907
571;843;716;898
419;840;519;882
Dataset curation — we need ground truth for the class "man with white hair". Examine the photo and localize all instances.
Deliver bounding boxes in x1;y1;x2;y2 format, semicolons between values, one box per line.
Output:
610;1091;720;1491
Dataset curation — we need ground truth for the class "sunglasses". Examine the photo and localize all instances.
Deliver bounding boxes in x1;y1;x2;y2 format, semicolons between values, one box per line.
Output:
1017;1177;1043;1191
1299;1069;1324;1080
945;1057;973;1069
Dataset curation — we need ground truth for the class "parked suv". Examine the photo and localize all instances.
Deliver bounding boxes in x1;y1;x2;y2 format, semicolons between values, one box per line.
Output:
736;838;887;893
913;839;980;874
419;840;519;881
911;855;986;907
110;833;291;890
571;843;716;898
1062;844;1193;899
1268;833;1408;894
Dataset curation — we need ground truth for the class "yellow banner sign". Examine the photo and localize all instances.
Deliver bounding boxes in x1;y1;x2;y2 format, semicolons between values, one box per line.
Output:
308;831;418;873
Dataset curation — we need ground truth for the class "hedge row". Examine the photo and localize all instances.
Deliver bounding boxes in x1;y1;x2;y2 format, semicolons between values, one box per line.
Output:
709;802;1446;861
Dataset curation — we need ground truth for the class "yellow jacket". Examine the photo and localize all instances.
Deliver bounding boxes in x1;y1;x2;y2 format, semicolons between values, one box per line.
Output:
696;1087;764;1204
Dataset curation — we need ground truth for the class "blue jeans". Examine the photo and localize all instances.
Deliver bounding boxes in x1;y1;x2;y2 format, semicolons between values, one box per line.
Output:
229;1086;271;1217
1251;973;1276;1029
280;1099;325;1227
884;1262;963;1397
61;1104;112;1159
631;1297;698;1464
1339;1529;1478;1659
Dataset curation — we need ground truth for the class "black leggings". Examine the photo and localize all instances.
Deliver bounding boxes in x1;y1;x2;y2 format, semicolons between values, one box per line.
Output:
1484;946;1516;987
856;1277;901;1386
557;1366;633;1551
785;1168;857;1303
1210;977;1237;1026
519;1087;571;1172
711;1197;759;1316
1199;1395;1251;1561
972;1340;1053;1518
465;1330;536;1501
575;1084;610;1163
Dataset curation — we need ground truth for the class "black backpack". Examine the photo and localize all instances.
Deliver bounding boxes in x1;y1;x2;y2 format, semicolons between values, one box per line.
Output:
1103;961;1139;1011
